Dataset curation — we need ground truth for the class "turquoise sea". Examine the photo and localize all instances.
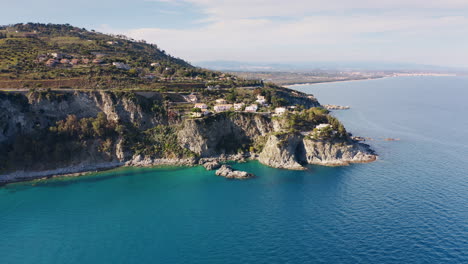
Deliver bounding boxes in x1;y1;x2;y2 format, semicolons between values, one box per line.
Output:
1;76;467;263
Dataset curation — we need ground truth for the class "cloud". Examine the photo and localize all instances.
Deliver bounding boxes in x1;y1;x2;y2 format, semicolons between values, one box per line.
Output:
99;0;468;66
153;0;468;20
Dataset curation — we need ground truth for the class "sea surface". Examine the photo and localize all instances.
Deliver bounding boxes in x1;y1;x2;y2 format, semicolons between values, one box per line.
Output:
1;76;467;263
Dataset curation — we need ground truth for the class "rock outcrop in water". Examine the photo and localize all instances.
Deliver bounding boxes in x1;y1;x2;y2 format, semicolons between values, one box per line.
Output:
0;90;376;183
202;161;222;170
215;165;254;179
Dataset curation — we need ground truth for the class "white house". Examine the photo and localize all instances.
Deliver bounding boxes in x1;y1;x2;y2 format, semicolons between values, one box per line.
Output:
256;95;267;105
191;112;203;118
215;98;227;104
312;124;332;138
49;52;64;59
316;124;331;130
234;103;245;111
245;104;258;113
194;103;208;110
214;104;233;112
275;107;287;115
112;62;131;70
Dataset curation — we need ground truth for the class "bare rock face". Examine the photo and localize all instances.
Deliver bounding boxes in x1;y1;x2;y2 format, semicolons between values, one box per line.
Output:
215;165;254;179
258;134;306;170
126;155;197;167
257;133;377;169
203;161;221;170
177;113;273;157
0;91;167;145
303;139;377;166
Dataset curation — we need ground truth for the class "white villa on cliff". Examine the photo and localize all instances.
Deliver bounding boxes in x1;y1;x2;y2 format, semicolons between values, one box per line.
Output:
194;103;208;110
245;104;258;112
214;104;233;112
256;95;267;105
215;98;227;104
275;107;287;115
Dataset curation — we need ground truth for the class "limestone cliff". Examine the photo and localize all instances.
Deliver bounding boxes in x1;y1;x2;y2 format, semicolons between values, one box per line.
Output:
303;138;377;166
177;113;273;157
258;133;305;170
0;90;376;183
0;91;166;142
258;134;376;169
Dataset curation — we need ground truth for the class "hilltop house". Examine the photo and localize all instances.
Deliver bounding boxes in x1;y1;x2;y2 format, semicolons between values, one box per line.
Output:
275;107;287;116
214;104;233;112
256;95;267;105
316;124;331;130
245;104;258;113
112;62;131;70
215;98;227;104
191;112;203;118
312;124;332;138
49;52;64;59
194;103;208;110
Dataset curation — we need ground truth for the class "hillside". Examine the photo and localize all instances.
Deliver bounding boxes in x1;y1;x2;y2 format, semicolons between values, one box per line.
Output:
0;23;259;90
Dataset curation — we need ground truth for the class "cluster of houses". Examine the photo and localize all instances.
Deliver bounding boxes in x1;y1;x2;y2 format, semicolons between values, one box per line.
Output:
37;53;105;67
189;95;295;118
37;52;134;70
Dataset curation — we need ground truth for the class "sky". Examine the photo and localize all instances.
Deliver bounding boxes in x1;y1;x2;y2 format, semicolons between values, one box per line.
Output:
2;0;468;68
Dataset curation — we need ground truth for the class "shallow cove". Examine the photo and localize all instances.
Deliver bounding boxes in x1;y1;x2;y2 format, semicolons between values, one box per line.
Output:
1;76;467;263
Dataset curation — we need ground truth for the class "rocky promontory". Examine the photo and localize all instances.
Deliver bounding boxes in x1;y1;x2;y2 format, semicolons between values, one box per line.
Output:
0;90;376;184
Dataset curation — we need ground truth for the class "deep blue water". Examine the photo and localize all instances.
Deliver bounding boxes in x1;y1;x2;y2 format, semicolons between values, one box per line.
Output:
1;76;467;263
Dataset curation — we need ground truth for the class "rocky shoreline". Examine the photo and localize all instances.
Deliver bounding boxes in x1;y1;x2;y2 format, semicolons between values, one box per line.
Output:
0;154;253;185
0;90;378;186
0;161;124;186
0;145;377;185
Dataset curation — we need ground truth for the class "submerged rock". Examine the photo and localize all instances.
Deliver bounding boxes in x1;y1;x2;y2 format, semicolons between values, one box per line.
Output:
215;165;254;179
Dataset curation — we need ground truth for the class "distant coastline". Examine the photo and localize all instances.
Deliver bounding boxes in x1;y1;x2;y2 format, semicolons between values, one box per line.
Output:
284;76;385;87
284;73;458;87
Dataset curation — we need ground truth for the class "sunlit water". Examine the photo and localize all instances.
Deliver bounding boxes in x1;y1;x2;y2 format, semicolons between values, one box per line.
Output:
1;76;467;263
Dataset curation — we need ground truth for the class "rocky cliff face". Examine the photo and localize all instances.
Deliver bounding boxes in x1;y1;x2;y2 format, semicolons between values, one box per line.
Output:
258;133;306;170
257;133;376;170
177;113;273;157
0;90;376;182
0;91;165;144
303;138;376;166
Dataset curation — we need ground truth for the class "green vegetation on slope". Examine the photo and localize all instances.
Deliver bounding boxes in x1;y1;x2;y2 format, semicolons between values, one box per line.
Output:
0;23;261;89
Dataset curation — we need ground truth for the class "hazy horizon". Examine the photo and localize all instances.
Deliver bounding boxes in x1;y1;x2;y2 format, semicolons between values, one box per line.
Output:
2;0;468;68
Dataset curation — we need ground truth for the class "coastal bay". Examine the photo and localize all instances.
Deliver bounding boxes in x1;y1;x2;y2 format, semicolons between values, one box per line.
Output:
1;76;467;263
